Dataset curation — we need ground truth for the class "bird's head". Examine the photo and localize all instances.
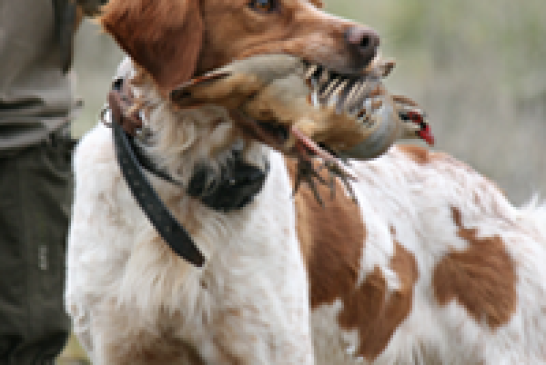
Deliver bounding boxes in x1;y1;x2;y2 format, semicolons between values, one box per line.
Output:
399;109;435;146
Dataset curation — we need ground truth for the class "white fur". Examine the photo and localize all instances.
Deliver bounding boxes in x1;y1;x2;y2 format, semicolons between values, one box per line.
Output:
66;61;546;364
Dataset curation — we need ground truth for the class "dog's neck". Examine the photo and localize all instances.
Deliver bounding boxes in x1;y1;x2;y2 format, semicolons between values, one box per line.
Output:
115;58;270;207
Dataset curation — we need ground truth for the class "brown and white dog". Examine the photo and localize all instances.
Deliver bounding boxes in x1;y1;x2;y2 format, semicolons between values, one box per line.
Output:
65;0;546;364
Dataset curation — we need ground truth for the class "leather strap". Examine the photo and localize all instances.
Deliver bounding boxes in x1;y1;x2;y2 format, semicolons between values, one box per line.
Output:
112;120;206;267
109;78;205;266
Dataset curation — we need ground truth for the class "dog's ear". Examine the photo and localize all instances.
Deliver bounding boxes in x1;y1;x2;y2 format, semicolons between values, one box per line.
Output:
100;0;203;94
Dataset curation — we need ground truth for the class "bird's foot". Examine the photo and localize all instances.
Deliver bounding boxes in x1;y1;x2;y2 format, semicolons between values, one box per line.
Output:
291;127;357;204
320;159;357;203
293;155;327;205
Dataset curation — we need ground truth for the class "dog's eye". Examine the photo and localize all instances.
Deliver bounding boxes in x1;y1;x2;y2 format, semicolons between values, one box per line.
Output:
249;0;278;13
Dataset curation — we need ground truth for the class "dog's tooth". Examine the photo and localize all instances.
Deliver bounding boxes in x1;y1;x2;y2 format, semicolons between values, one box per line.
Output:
305;64;319;80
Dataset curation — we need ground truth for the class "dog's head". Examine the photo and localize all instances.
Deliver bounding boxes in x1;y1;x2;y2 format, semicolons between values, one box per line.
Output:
100;0;381;191
100;0;380;95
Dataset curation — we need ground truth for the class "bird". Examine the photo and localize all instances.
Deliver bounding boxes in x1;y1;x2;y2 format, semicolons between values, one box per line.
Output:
170;53;434;201
170;54;433;159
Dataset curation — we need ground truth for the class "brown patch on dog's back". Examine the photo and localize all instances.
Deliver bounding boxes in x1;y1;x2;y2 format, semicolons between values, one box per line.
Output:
397;144;432;164
432;207;517;329
286;159;419;360
338;241;418;360
398;144;460;167
285;158;365;307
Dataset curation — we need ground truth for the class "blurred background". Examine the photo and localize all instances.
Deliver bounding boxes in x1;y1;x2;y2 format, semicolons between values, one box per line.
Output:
72;0;546;205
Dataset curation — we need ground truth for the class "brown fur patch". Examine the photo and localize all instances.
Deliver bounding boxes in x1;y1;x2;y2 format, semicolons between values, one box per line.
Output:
338;241;418;360
100;0;203;94
309;0;324;8
397;144;432;164
285;158;365;307
286;160;418;360
399;144;479;175
432;207;517;329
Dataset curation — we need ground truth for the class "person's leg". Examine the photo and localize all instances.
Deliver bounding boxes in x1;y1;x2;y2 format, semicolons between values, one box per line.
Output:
0;135;73;365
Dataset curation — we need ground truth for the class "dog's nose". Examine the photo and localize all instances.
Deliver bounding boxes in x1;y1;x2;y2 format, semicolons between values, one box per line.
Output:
345;26;380;66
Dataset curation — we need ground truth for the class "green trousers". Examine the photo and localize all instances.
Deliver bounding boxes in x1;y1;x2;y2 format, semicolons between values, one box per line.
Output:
0;134;74;365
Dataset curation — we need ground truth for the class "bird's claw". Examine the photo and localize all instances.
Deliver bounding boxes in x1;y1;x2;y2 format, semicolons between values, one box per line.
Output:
293;156;327;206
321;160;358;203
293;150;357;205
291;127;357;205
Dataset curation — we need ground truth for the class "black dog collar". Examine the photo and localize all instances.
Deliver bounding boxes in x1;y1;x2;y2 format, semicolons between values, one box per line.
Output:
112;121;206;267
107;78;269;266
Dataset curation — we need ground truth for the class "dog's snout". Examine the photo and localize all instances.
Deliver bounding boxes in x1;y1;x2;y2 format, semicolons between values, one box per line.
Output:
345;27;380;66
